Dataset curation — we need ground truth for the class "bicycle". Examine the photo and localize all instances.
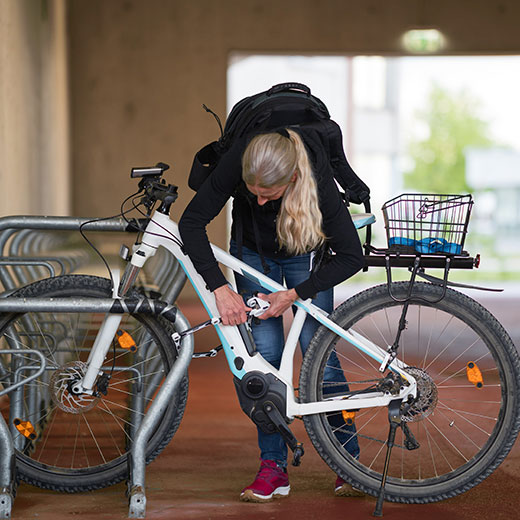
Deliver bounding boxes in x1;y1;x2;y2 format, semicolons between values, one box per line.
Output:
0;164;518;513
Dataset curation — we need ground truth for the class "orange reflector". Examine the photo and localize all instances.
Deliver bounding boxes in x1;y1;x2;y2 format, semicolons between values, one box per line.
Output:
466;362;483;388
13;418;37;440
116;329;137;352
342;411;356;425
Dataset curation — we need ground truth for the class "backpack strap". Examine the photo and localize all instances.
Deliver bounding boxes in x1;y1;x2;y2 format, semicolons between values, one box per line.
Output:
313;120;370;207
295;120;373;257
323;120;372;253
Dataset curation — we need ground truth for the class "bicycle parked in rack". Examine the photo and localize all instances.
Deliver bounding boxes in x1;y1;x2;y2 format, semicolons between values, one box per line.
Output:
0;164;518;514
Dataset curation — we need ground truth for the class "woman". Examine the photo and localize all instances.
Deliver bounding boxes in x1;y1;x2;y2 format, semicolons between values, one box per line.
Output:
179;127;365;502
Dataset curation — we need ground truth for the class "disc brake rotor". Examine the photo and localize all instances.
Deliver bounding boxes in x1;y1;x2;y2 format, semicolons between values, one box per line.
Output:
49;361;100;414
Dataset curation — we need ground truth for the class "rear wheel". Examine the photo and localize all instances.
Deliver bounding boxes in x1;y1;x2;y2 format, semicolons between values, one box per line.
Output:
0;275;188;492
300;282;520;503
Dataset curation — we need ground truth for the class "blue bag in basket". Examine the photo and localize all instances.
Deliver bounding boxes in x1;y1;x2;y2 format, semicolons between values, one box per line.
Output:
389;236;462;255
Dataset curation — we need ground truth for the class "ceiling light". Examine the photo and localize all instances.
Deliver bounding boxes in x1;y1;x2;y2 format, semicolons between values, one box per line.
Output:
402;29;445;54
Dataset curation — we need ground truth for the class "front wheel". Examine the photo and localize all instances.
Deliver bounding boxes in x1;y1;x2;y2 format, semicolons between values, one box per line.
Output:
0;275;188;492
300;282;520;503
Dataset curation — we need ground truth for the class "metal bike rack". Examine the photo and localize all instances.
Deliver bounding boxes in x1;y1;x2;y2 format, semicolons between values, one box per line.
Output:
0;214;190;518
0;216;147;452
0;215;184;297
0;216;139;292
0;295;191;519
127;310;193;519
0;349;46;520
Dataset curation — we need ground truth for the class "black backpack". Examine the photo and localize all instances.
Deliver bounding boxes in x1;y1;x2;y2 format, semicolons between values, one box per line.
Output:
189;82;371;213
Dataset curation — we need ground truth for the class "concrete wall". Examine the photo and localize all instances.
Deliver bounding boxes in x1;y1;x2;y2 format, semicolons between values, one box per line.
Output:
0;0;70;216
3;0;520;236
67;0;520;249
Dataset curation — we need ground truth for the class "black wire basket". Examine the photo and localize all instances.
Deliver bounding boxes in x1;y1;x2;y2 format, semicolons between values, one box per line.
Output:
382;194;474;255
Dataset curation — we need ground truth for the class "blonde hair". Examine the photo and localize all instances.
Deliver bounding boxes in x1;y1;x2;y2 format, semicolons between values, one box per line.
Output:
242;129;326;255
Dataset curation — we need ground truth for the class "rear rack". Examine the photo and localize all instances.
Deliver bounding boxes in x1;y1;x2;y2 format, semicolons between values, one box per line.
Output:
364;245;478;270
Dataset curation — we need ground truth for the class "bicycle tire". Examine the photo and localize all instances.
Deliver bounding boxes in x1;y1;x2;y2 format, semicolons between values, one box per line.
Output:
300;282;520;503
0;274;188;492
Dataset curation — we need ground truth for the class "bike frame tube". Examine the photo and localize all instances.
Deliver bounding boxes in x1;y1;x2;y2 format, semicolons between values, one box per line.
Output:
127;212;417;418
81;314;124;392
62;209;415;418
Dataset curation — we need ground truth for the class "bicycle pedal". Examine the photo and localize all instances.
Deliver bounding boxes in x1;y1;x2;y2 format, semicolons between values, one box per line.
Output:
291;443;305;467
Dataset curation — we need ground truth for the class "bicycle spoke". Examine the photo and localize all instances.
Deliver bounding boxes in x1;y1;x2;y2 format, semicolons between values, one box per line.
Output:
425;415;468;463
98;400;135;436
82;413;107;464
423;323;469;373
429;419;456;471
109;368;165;388
36;407;59;463
434;406;484;449
98;404;125;457
437;402;498;423
71;417;81;469
100;396;146;416
33;318;60;367
53;417;75;467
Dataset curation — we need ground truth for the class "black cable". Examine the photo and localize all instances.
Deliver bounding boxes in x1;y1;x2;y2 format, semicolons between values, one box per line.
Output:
129;197;184;248
110;337;117;377
80;183;184;286
202;104;224;137
79;189;144;285
120;191;146;227
127;194;153;243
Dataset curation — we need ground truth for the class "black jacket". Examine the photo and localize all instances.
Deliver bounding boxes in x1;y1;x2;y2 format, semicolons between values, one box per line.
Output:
179;127;364;300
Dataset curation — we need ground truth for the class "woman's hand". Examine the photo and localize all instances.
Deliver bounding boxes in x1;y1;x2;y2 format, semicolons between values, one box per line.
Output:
214;285;251;326
256;289;298;319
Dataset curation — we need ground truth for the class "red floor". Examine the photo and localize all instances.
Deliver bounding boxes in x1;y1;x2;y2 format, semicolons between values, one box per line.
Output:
10;296;520;520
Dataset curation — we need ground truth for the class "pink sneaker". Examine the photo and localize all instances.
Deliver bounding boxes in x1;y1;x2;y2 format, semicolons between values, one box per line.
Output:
240;460;290;502
334;476;365;497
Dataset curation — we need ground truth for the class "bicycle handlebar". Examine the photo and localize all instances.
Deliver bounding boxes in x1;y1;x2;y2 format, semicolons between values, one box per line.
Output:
131;163;179;213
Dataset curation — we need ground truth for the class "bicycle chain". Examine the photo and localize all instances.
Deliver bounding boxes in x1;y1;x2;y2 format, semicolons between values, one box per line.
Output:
323;379;382;387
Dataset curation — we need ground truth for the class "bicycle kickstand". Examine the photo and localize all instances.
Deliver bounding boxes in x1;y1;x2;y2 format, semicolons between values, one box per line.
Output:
373;399;402;517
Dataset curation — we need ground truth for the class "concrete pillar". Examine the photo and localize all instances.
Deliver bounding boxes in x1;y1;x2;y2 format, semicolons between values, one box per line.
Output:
0;0;70;216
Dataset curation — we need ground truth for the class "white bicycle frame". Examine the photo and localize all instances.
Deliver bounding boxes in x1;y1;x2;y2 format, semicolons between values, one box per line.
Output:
77;210;417;418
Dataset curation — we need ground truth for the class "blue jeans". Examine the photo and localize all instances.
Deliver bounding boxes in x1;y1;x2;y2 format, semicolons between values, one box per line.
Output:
230;241;360;466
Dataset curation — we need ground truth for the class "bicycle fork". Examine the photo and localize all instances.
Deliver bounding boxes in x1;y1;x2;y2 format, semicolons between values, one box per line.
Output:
73;242;157;395
71;314;123;395
72;261;147;396
71;271;125;395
